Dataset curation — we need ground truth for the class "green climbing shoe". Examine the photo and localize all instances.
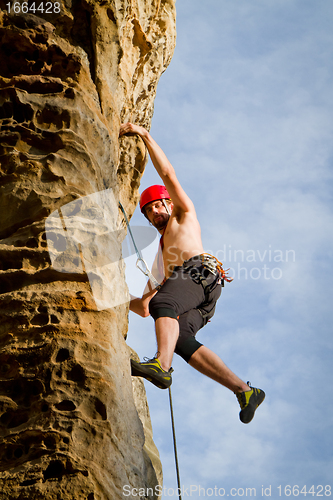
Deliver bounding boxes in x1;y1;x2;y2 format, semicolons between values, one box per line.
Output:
236;383;265;424
130;357;173;390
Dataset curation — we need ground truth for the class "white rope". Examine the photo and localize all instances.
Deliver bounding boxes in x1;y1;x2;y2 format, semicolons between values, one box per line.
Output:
168;387;182;500
120;202;182;496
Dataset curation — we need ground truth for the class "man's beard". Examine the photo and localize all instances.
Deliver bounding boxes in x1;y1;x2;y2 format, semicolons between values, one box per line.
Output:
153;213;170;230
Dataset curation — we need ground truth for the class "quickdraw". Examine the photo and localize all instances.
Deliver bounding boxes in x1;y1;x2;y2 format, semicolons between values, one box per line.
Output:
119;202;162;290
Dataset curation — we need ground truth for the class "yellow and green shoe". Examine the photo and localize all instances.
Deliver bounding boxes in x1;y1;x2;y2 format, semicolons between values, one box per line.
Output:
130;357;173;390
236;383;265;423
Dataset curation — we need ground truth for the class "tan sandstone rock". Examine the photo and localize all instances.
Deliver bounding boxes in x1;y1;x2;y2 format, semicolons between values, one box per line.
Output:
0;1;176;498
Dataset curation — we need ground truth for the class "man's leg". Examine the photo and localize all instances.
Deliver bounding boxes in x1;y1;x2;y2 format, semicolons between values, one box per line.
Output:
188;345;265;423
130;316;178;390
155;316;179;371
188;345;249;393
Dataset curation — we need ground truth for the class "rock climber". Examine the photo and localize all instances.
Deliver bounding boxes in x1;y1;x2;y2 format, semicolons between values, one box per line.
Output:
119;122;265;424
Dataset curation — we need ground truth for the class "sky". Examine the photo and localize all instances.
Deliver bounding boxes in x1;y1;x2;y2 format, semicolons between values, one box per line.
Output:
125;1;333;498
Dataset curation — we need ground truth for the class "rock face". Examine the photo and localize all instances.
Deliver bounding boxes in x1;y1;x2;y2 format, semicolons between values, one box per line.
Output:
0;1;176;498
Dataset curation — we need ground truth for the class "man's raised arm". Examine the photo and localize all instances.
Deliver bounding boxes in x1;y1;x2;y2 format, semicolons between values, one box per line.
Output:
119;123;195;214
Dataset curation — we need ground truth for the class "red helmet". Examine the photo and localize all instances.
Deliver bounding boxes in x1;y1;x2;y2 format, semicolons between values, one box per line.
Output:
139;185;171;212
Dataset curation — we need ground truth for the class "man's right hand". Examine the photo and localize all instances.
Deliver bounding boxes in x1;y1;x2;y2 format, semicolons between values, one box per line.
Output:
119;122;148;138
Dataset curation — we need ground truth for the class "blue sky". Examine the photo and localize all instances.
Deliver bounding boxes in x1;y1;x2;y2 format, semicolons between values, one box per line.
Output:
126;1;333;498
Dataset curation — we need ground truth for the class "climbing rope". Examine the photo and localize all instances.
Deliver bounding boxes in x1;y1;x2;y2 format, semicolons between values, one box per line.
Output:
119;202;161;290
120;201;182;496
168;387;182;500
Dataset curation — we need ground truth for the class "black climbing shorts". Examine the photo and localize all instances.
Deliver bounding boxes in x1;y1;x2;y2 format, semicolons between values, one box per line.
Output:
149;255;222;362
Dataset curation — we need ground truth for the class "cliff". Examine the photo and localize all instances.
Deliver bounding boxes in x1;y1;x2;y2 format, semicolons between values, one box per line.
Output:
0;1;176;498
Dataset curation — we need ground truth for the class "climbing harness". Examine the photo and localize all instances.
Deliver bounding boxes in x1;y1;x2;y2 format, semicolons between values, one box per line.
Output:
119;202;161;290
181;254;232;323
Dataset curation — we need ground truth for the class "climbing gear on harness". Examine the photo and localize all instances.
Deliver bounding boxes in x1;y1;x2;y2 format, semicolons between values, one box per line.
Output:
119;202;162;290
130;356;173;389
200;253;233;283
168;386;182;500
235;382;265;424
139;184;171;212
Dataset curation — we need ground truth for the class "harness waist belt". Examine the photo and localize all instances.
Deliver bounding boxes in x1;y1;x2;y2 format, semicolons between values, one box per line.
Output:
181;254;219;276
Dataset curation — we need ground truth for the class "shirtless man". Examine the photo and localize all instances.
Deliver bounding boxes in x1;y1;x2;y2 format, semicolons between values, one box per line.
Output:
119;122;265;424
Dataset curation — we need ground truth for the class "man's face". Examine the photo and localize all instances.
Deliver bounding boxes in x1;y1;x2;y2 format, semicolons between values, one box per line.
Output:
144;200;171;230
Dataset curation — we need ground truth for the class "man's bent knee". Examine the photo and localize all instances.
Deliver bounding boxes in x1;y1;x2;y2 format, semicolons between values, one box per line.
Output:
175;337;203;363
149;304;178;321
